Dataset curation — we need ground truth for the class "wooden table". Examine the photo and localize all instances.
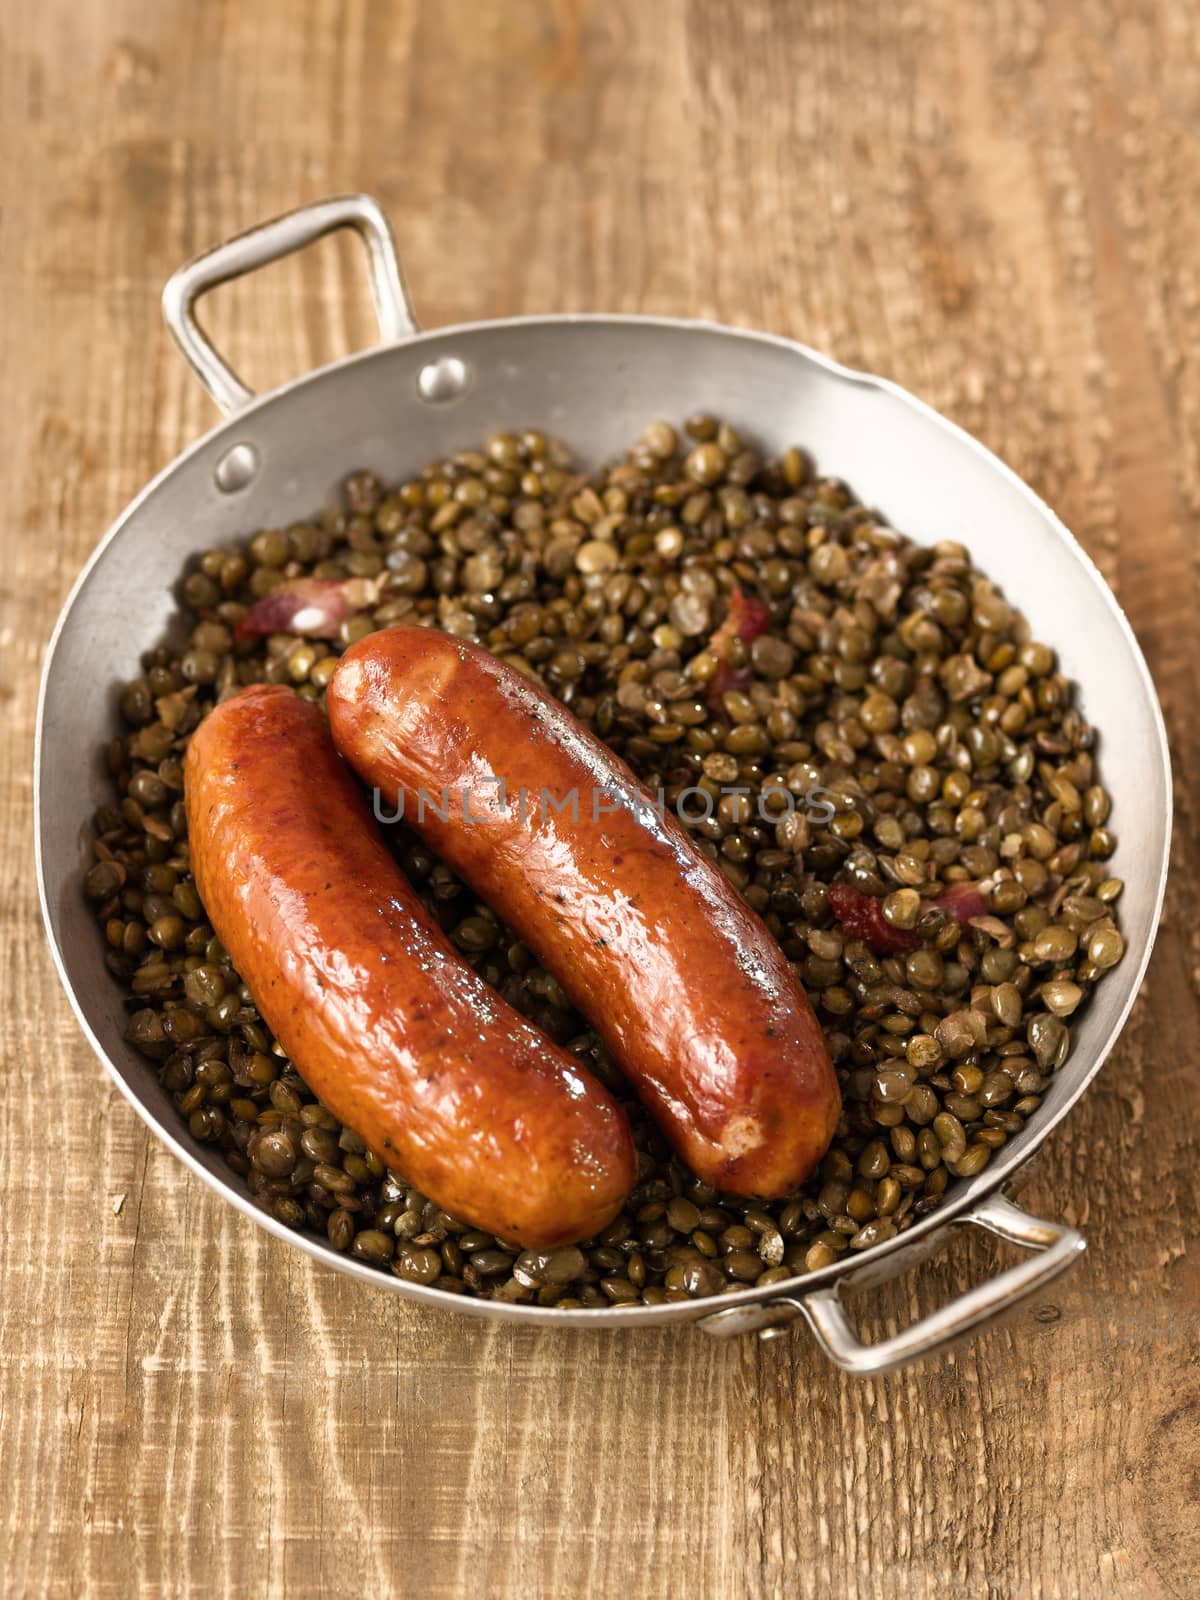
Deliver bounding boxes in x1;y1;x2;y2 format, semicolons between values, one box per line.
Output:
4;3;1198;1595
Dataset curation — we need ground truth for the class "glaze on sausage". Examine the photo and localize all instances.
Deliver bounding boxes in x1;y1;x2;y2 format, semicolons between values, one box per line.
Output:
185;684;636;1247
327;628;841;1196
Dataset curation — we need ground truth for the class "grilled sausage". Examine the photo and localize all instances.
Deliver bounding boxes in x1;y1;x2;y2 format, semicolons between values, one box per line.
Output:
184;684;636;1247
328;628;841;1196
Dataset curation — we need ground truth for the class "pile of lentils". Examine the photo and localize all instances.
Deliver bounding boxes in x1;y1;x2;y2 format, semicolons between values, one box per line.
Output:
84;416;1126;1309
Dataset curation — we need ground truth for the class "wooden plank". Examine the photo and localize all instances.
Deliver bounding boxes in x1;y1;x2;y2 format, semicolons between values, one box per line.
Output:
2;1;1197;1595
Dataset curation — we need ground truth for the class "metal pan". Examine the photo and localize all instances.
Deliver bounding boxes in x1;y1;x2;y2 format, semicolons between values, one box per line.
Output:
35;195;1172;1374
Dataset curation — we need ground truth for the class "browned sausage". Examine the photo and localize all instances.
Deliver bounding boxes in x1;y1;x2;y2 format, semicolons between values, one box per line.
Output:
327;628;841;1197
184;684;636;1247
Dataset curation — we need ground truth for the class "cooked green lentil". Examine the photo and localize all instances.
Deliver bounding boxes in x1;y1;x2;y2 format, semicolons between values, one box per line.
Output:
86;416;1125;1308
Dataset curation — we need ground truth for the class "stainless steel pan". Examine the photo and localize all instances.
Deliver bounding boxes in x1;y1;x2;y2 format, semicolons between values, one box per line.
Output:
36;196;1172;1374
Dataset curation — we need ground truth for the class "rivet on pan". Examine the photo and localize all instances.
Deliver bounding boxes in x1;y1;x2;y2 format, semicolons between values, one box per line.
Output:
214;442;260;493
417;355;471;404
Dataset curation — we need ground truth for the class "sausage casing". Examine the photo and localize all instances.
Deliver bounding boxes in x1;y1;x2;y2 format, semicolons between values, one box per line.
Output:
328;628;841;1196
184;684;636;1247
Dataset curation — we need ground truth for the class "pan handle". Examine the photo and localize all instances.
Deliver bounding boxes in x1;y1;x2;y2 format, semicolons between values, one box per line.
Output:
698;1193;1085;1376
161;195;418;415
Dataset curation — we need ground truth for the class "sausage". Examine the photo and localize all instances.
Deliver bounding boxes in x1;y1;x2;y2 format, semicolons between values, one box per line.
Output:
184;684;636;1247
327;627;841;1197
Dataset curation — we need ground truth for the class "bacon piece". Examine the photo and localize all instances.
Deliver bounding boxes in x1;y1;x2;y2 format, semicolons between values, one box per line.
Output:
706;587;772;701
827;880;991;954
827;883;920;954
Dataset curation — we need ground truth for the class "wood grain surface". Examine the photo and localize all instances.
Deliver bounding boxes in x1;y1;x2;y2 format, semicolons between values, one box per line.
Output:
3;2;1199;1596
